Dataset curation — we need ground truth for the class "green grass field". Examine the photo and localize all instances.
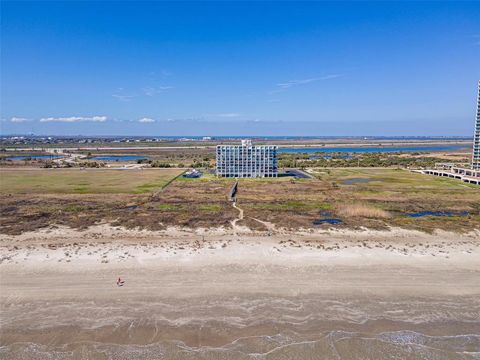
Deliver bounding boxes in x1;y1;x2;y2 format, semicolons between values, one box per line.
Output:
0;168;183;194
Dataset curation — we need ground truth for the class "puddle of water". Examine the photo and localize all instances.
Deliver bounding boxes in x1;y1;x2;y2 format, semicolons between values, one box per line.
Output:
407;211;469;218
313;218;343;225
125;205;139;211
342;178;371;185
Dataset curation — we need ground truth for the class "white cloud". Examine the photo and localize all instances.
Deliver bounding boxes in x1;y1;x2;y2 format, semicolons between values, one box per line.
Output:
138;117;155;123
217;113;241;118
112;85;172;100
39;116;107;123
164;117;204;122
142;86;173;96
10;117;30;123
277;74;344;89
112;94;136;101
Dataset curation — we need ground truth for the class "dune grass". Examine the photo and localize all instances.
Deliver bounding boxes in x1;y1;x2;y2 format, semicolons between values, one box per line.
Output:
249;201;332;211
336;203;391;219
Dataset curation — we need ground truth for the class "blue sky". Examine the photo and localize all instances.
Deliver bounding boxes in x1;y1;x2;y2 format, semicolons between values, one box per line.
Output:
1;1;479;136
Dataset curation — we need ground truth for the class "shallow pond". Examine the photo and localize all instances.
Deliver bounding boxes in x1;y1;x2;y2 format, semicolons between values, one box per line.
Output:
407;211;469;218
313;218;343;225
342;178;371;185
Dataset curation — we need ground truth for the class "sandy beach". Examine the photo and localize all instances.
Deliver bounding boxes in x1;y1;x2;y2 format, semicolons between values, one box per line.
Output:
1;226;479;359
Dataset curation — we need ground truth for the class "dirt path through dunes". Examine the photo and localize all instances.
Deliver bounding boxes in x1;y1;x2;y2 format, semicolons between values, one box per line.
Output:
249;216;276;232
231;201;244;235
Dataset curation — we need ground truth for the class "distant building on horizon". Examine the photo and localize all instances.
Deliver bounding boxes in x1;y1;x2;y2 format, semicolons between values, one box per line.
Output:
473;81;480;170
216;139;278;178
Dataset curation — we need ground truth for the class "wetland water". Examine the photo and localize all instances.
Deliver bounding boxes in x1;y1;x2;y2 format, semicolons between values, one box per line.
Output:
4;155;63;160
407;211;470;218
278;145;467;153
342;178;371;185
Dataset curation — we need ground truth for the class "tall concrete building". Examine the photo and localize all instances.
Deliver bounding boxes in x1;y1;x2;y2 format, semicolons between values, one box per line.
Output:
216;140;278;178
473;80;480;170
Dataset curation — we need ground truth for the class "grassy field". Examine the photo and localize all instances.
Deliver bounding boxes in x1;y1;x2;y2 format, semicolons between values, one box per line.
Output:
0;167;479;234
0;169;183;194
232;168;480;231
148;168;479;232
315;168;478;190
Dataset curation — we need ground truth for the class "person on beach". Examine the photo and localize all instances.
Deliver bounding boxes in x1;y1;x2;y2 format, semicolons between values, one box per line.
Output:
116;277;125;287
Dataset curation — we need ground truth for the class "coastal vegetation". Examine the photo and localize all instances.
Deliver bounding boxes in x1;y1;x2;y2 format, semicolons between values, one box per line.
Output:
278;152;469;169
0;167;478;235
1;142;471;170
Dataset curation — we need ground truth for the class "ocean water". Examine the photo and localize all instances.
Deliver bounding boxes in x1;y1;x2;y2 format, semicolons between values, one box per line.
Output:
2;295;479;359
3;331;479;359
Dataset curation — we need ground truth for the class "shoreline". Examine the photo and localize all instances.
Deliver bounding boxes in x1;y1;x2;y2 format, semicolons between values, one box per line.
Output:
1;226;479;357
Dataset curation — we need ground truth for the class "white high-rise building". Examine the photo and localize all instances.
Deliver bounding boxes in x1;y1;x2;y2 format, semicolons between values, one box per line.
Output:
216;140;278;178
473;81;480;170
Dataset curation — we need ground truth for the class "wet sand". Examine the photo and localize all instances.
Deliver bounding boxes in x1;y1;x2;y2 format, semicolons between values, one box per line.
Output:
1;226;479;359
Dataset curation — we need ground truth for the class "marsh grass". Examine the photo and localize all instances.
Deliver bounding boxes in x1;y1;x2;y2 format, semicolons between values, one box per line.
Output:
336;203;391;219
64;204;86;212
158;204;178;211
197;204;222;212
250;201;332;211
